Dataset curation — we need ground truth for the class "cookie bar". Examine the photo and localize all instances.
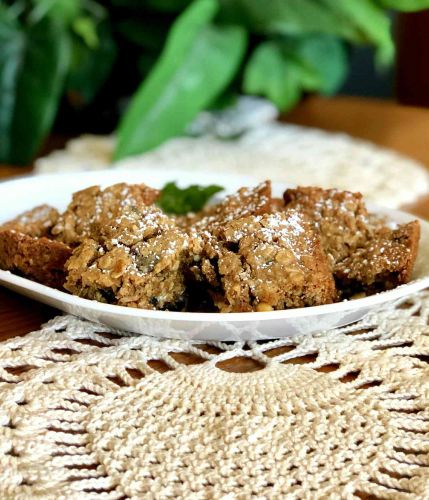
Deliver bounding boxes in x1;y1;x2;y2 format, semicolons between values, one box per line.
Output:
335;220;420;294
0;230;72;288
52;183;160;245
283;186;370;268
0;180;421;312
65;205;190;310
283;186;420;297
0;204;59;237
190;210;337;312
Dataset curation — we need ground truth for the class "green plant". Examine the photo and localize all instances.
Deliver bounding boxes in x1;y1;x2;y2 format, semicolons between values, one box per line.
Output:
157;181;223;214
0;0;116;164
1;0;429;165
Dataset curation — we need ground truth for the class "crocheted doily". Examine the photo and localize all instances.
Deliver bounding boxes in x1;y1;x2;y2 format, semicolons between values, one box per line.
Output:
1;291;429;499
35;123;429;209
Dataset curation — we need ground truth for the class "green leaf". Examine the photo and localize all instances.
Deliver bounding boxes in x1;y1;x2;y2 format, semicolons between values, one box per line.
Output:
66;20;117;104
243;34;347;110
0;15;70;164
377;0;429;11
137;53;158;77
243;42;302;111
219;0;395;65
114;0;247;160
0;3;21;23
281;35;348;95
29;0;81;25
323;0;394;66
219;0;362;41
72;15;99;48
158;182;223;214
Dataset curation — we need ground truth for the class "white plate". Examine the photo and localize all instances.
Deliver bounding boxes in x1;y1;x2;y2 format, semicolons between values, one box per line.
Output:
1;170;429;341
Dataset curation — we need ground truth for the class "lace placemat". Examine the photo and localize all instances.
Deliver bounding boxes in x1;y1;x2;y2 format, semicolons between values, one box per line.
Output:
1;291;429;499
35;122;429;209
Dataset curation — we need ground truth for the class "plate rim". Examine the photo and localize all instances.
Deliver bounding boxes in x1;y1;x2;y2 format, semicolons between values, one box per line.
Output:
1;270;429;323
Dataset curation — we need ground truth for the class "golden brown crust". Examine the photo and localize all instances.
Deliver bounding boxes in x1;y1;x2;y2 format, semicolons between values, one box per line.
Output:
0;205;59;238
51;183;160;246
190;210;337;312
271;197;286;212
0;230;72;289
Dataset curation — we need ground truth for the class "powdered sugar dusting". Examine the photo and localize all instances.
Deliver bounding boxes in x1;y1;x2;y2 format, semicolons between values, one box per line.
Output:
52;179;420;313
190;181;272;233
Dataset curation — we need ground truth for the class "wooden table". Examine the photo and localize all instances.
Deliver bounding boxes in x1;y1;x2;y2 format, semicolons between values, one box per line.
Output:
1;96;429;374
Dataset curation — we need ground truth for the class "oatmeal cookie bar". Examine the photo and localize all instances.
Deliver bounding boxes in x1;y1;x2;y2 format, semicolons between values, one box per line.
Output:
65;205;190;310
335;220;420;294
52;183;159;245
0;230;72;288
283;186;370;268
0;204;59;237
0;205;71;288
283;186;420;296
190;210;337;312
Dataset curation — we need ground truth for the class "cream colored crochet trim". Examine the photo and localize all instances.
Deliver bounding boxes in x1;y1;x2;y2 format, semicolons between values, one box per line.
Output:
35;123;429;208
1;292;429;498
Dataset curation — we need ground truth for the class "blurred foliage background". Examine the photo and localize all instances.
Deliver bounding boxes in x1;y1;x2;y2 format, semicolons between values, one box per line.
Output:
1;0;429;165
